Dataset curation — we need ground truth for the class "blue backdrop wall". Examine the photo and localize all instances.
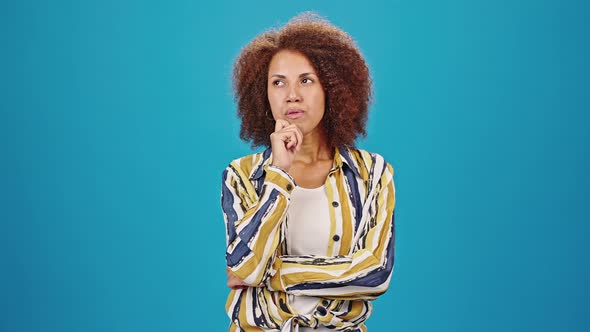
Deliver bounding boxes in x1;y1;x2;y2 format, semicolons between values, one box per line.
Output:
1;0;588;331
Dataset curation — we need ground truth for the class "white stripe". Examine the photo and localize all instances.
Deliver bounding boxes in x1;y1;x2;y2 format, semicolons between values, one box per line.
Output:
281;251;374;278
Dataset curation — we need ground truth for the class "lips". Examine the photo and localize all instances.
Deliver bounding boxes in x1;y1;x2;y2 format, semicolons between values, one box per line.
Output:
286;109;304;120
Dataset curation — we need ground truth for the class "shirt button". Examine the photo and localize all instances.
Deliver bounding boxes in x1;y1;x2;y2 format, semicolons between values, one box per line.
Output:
332;201;339;207
286;184;292;191
332;234;340;241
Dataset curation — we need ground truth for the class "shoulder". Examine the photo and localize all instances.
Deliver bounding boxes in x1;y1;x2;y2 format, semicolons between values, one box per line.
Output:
346;146;394;177
222;148;272;180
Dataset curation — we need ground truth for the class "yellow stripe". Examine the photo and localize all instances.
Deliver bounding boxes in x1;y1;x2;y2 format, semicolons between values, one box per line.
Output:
239;153;256;179
351;148;370;181
325;175;337;255
336;176;353;255
230;161;258;203
365;173;395;262
338;300;367;319
264;166;295;192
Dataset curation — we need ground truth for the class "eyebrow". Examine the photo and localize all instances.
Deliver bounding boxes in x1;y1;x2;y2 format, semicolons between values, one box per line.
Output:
270;72;316;79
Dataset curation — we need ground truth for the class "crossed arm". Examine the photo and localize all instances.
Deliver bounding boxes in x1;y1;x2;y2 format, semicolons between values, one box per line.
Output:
221;160;395;300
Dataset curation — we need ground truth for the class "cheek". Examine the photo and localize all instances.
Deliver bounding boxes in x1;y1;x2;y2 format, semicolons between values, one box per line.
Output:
267;91;280;108
311;91;326;111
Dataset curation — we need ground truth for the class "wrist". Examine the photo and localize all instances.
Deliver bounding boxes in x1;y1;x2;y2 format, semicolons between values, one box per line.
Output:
269;163;290;173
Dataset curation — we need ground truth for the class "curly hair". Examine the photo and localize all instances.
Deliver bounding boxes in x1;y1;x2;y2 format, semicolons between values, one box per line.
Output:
232;12;373;148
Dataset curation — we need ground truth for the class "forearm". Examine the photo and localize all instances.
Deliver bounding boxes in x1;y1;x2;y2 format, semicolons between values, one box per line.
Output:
267;169;395;299
223;164;295;285
268;232;394;299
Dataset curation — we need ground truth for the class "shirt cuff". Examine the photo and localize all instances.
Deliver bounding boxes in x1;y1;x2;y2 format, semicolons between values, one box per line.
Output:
264;165;296;195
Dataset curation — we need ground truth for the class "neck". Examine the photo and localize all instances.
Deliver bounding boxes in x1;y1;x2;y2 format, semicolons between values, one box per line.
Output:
295;126;333;164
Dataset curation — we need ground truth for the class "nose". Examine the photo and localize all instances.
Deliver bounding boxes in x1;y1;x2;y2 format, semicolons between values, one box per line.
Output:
286;84;301;103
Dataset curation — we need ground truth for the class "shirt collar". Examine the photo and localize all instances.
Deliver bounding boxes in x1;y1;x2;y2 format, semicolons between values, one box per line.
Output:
249;146;364;180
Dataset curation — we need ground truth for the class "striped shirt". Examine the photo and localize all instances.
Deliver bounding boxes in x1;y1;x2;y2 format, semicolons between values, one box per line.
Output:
221;146;396;331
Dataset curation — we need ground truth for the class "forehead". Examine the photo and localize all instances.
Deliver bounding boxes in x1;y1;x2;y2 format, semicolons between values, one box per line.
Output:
268;50;316;75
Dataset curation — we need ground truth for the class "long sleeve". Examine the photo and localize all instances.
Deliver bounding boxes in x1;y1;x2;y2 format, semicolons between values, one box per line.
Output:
267;162;395;300
221;162;295;286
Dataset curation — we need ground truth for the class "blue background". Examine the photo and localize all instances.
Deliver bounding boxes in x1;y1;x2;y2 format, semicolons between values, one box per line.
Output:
2;0;588;331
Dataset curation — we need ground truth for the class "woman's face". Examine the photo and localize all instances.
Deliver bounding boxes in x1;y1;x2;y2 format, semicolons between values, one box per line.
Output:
267;49;326;136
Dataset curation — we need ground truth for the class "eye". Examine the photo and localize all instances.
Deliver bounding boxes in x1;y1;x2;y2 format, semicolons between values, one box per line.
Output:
301;78;313;84
272;80;285;87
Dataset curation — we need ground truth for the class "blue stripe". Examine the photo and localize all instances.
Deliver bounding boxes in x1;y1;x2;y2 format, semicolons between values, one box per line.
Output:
338;146;362;178
227;241;252;267
255;175;265;196
251;147;272;180
221;168;238;244
225;189;280;266
252;148;271;194
240;189;279;241
230;289;245;322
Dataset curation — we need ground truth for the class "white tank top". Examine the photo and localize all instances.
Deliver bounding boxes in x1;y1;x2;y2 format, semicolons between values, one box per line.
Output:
286;185;331;332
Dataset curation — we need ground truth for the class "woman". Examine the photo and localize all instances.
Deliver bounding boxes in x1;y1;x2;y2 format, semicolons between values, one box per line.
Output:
221;12;396;332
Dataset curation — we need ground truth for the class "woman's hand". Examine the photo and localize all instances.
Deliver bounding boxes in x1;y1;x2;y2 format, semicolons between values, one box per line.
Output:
226;267;248;289
269;119;303;172
226;267;264;290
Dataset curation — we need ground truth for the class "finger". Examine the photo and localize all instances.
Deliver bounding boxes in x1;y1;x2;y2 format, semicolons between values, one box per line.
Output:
227;278;239;288
277;131;296;145
270;131;289;146
283;127;302;151
275;119;291;132
283;132;297;149
286;137;296;150
281;124;303;147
